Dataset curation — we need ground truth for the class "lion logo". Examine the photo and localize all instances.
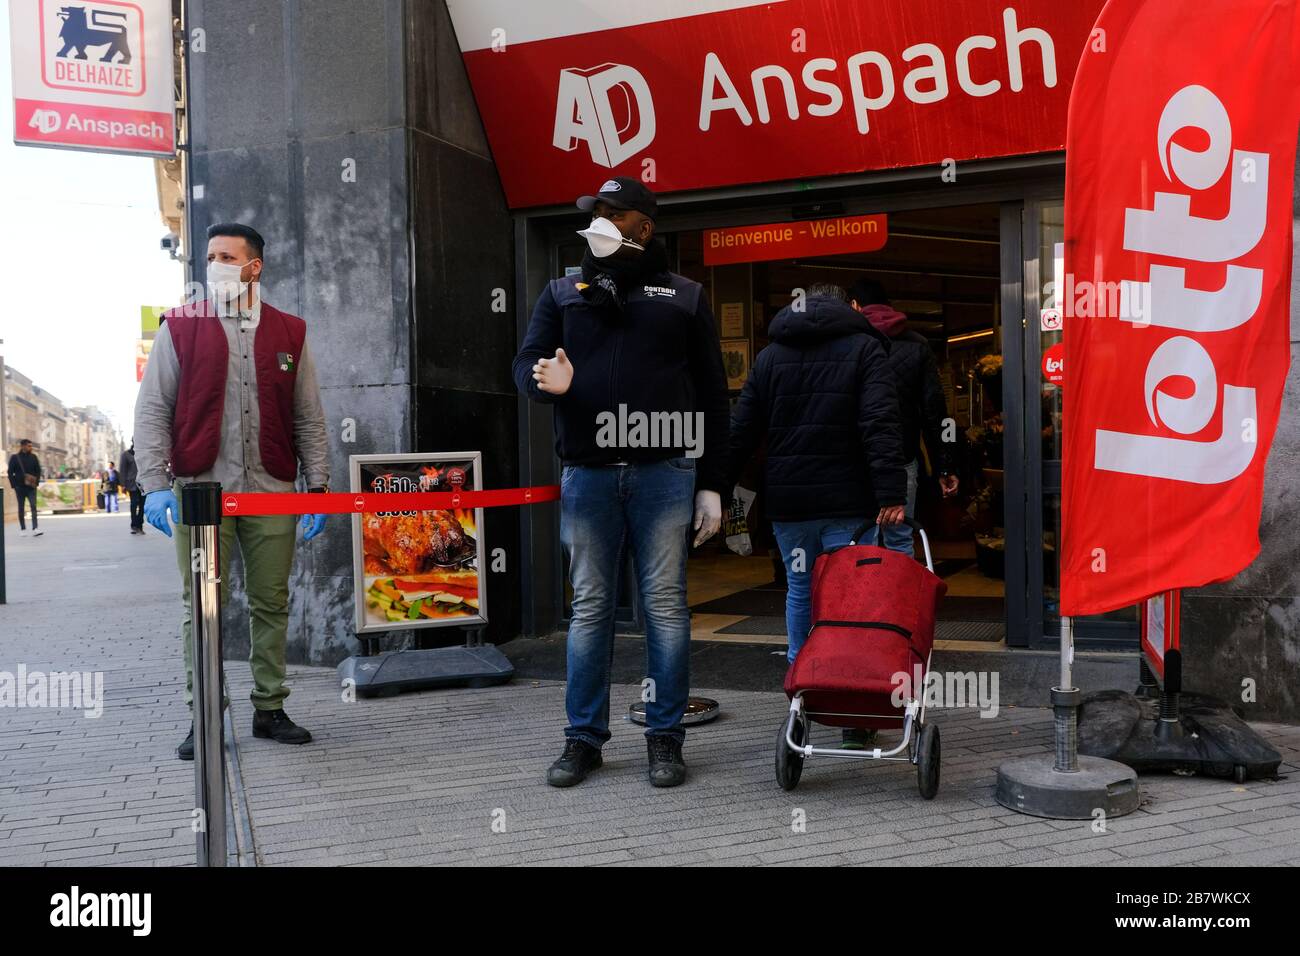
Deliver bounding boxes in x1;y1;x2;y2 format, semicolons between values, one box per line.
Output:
55;5;132;64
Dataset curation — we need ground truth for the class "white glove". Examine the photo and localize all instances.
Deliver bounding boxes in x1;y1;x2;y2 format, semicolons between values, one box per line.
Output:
532;348;574;395
693;489;722;547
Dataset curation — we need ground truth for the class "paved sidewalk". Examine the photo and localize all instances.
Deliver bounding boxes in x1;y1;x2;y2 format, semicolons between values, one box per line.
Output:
3;512;1299;866
0;512;196;866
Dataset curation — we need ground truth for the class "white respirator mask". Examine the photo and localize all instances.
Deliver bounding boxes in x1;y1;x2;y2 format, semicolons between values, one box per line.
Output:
207;260;254;304
577;217;644;258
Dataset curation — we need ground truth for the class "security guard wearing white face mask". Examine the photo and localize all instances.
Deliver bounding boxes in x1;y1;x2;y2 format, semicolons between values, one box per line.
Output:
513;178;730;790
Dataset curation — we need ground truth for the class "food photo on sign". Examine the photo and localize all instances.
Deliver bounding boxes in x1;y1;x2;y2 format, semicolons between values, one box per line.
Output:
349;452;488;633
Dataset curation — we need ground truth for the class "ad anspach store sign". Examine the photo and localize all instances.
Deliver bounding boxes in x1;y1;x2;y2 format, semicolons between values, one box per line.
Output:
446;0;1106;209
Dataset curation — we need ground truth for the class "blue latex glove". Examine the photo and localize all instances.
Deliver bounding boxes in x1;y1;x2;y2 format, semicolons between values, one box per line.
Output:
145;489;179;537
301;513;326;541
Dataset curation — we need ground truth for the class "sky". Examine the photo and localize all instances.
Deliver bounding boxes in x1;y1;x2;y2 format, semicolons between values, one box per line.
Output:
0;10;184;442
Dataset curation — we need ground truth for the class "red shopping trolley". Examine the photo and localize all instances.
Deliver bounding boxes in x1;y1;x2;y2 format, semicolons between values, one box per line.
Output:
775;518;948;798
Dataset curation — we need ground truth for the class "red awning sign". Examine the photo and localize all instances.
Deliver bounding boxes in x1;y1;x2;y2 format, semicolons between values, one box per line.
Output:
703;214;887;266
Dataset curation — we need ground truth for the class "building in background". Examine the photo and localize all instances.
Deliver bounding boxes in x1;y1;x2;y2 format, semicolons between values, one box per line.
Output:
2;366;120;483
2;366;40;458
70;406;121;476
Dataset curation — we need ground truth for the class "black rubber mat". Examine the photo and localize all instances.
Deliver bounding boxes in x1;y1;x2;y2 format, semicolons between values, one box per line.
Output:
693;589;1003;624
690;584;787;616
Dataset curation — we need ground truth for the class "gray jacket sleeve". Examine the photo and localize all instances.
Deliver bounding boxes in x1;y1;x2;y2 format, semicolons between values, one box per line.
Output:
133;323;180;495
292;338;330;488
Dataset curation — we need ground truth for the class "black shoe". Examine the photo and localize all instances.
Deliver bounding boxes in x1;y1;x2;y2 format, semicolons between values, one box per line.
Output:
546;739;602;787
177;725;194;761
647;735;687;788
252;708;312;745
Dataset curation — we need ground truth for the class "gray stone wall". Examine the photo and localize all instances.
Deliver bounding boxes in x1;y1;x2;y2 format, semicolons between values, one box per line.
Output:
1182;144;1300;721
186;0;515;666
405;0;521;646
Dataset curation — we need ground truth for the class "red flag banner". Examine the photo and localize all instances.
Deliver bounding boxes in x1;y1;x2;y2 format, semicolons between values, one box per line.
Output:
1061;0;1300;616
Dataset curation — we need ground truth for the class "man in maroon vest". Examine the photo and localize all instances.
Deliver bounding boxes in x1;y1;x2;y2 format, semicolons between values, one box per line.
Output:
134;222;331;761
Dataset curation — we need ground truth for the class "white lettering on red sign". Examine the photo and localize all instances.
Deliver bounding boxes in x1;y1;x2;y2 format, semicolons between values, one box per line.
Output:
1096;84;1265;485
697;8;1056;135
553;63;656;168
549;9;1060;172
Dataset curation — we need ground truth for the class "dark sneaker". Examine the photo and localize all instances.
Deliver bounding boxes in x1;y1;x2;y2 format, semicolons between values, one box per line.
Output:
177;725;194;761
546;739;602;788
647;735;687;788
841;728;879;751
252;708;312;745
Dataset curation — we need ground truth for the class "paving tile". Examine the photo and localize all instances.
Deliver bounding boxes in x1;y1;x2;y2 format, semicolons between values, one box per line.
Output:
3;512;1299;867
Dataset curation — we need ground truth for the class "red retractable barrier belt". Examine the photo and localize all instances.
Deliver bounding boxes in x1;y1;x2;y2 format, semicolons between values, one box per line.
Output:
221;485;560;516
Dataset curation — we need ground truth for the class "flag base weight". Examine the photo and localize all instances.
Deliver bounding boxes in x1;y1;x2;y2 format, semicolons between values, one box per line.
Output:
995;754;1140;819
1077;689;1281;783
996;685;1142;819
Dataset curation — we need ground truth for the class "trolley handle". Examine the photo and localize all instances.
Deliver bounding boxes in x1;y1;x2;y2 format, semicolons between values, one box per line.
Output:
849;516;935;574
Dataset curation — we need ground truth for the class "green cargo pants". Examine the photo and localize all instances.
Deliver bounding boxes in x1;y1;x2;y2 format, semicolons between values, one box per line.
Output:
174;481;298;712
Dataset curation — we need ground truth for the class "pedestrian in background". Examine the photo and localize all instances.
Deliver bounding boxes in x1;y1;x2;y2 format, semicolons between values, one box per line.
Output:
6;438;43;537
848;279;959;556
102;462;120;513
120;442;145;534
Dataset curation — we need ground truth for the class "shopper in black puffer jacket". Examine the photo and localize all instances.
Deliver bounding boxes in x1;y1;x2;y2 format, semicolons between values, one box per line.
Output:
848;278;959;558
726;283;907;671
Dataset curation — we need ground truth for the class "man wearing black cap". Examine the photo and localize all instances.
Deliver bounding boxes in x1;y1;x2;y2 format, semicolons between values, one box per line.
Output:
513;177;730;789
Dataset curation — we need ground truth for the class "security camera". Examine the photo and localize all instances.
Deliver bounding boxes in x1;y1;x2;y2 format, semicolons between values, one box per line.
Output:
160;232;188;263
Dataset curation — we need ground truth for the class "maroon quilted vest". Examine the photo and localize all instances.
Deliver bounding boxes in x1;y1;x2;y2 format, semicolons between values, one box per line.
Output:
164;300;306;482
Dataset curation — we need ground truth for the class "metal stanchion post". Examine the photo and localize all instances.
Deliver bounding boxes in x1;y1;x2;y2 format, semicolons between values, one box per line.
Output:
1052;617;1081;773
184;481;226;866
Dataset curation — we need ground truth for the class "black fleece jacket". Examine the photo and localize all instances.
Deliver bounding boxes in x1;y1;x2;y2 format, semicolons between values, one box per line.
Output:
726;295;907;521
7;451;41;490
513;264;731;494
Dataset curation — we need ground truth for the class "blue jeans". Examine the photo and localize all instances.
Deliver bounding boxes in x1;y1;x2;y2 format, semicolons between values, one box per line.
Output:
880;459;919;556
771;516;868;663
560;457;696;747
104;492;119;513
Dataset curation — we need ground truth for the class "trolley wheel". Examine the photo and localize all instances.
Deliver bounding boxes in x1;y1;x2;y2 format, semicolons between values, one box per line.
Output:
775;714;806;792
916;723;940;800
1233;764;1247;785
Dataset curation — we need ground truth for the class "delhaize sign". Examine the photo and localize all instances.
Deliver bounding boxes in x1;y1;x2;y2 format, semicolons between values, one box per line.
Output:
445;0;1106;209
1060;0;1300;616
9;0;176;156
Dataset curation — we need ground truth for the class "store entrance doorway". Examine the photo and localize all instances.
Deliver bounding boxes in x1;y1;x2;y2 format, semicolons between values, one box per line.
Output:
674;202;1010;648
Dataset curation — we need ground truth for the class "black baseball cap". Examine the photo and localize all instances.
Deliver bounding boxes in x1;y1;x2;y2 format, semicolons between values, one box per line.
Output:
577;177;658;220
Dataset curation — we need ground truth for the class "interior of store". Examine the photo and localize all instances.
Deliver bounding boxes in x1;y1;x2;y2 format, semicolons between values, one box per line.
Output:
673;202;1011;646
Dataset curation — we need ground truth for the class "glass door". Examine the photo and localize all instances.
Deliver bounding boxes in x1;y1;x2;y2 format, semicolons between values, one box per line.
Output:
1022;196;1138;647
